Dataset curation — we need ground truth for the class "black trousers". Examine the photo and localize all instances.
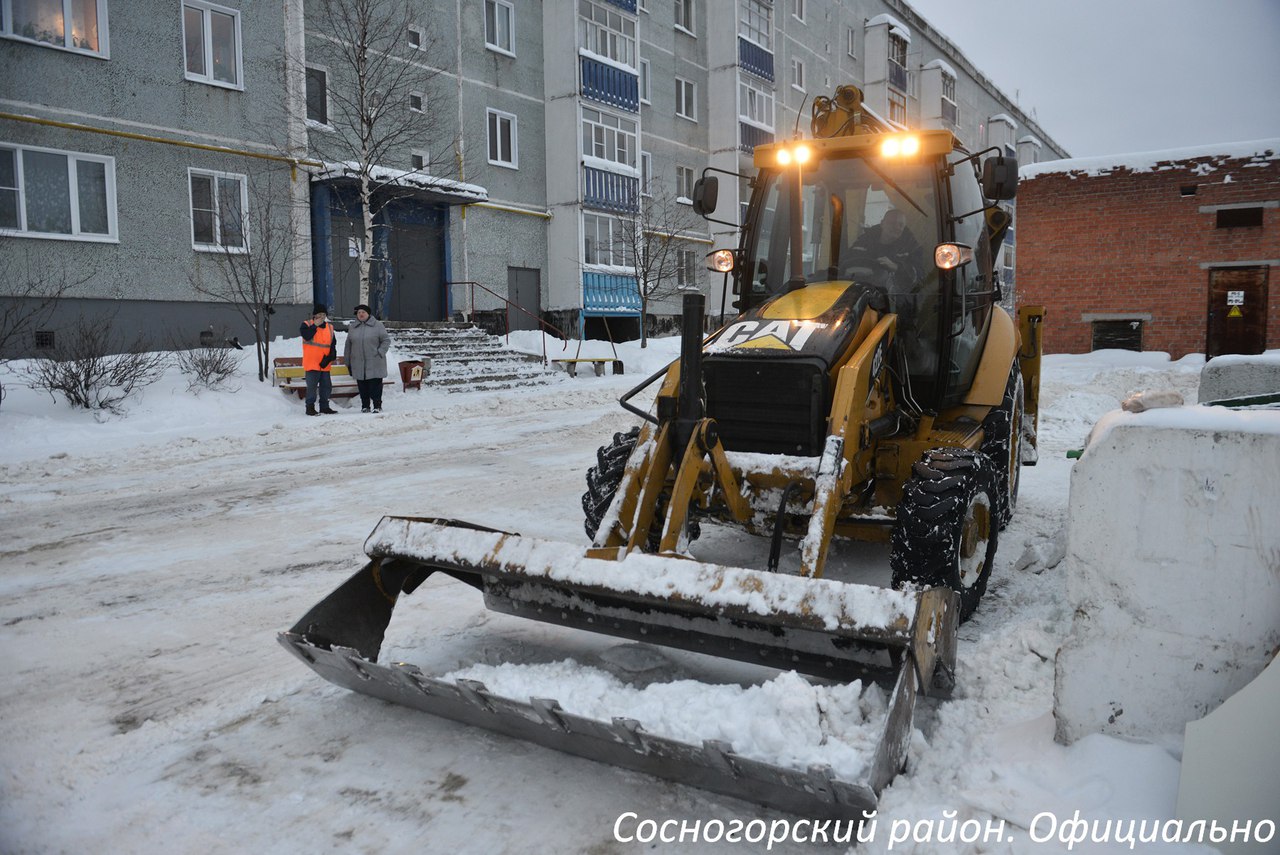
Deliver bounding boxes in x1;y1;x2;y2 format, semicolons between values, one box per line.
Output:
356;378;383;408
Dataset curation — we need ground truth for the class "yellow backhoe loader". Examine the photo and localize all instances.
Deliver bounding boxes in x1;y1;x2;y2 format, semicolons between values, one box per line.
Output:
280;85;1044;820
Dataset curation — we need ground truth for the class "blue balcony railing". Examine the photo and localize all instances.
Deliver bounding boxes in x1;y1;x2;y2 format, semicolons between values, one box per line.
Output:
583;165;639;214
580;55;640;112
738;37;774;82
583;270;642;316
739;122;774;153
602;0;636;11
888;61;907;91
941;99;957;125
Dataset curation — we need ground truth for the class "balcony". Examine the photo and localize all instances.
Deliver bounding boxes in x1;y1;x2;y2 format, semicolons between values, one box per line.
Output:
583;165;640;214
583;270;642;316
739;122;775;153
888;60;907;91
580;55;640;112
602;0;636;11
738;37;774;82
941;99;957;125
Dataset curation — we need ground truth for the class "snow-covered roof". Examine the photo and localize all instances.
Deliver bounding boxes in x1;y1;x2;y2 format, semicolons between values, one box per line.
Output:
1018;135;1044;148
315;161;489;204
923;58;957;78
1021;138;1280;179
866;14;911;42
989;113;1017;127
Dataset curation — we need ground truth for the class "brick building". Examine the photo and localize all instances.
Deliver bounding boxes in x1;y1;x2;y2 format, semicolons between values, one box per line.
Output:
1016;140;1280;358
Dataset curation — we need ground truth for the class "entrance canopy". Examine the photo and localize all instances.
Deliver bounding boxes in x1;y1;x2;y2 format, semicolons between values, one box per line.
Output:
314;161;489;206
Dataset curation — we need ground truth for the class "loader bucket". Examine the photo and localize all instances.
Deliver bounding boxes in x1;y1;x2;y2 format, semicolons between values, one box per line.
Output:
279;516;958;820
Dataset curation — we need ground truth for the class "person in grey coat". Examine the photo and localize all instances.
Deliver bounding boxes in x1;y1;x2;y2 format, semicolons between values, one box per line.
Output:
344;304;390;412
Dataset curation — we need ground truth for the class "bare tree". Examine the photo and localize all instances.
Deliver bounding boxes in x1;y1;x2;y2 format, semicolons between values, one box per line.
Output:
189;171;300;382
22;313;167;414
615;180;707;347
0;242;88;408
303;0;456;307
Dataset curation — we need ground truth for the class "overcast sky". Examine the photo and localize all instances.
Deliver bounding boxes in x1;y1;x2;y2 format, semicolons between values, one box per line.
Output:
901;0;1280;160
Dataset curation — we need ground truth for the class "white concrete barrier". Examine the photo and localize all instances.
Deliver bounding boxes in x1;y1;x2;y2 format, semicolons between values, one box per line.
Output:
1198;352;1280;403
1054;407;1280;745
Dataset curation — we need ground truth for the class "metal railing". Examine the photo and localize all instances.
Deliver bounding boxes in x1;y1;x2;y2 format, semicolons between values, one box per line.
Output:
446;281;569;364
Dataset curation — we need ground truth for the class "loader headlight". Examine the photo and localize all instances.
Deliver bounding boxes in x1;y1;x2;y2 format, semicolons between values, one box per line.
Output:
880;135;921;158
707;249;736;273
934;243;975;270
775;144;811;166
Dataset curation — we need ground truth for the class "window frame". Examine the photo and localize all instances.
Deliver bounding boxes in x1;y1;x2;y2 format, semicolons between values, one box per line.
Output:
640;150;652;197
182;0;243;90
304;64;330;127
675;76;697;122
738;0;771;51
846;25;856;58
407;24;425;50
484;0;515;57
791;0;804;24
187;166;248;253
674;0;694;35
578;0;637;70
581;105;638;171
638;57;651;104
486;107;519;169
676;246;701;289
675;164;695;203
409;90;425;113
1;0;110;57
0;142;118;242
582;211;633;268
739;75;774;130
888;88;907;125
410;149;430;173
790;57;805;92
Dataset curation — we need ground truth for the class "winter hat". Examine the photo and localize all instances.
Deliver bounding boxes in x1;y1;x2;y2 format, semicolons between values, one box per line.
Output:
312;304;328;316
353;304;373;315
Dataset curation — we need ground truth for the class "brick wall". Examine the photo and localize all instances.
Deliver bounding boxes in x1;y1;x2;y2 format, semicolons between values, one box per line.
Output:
1016;150;1280;357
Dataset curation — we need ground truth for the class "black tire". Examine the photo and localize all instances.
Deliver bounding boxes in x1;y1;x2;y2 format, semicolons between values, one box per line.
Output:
583;427;640;541
890;449;1000;622
979;363;1024;530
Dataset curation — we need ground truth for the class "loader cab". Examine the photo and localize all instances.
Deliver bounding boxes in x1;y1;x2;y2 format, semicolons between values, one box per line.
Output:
731;133;1010;411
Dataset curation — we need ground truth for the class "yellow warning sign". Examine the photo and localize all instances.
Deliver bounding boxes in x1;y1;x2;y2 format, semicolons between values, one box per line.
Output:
1228;306;1244;318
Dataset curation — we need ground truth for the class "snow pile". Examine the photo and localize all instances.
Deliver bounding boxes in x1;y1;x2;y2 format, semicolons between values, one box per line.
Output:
1056;404;1280;744
447;662;888;778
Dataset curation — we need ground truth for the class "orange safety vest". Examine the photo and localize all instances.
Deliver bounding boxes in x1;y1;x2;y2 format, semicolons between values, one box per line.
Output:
302;323;334;372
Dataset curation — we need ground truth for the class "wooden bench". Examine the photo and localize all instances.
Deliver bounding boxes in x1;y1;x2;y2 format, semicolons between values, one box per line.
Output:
552;358;624;377
272;357;394;400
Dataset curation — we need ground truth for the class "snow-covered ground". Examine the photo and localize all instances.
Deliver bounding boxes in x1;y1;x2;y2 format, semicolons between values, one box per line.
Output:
0;336;1229;854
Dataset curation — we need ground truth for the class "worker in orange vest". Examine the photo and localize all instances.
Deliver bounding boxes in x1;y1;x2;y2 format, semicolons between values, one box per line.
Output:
300;304;338;416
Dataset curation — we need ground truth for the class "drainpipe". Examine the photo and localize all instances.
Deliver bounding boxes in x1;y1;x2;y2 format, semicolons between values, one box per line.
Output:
454;0;469;321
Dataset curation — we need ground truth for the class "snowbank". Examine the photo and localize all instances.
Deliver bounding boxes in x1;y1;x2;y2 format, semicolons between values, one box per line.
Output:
1055;406;1280;744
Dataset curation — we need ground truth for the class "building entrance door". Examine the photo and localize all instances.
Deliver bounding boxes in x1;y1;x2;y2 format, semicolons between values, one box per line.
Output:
1206;267;1268;357
507;267;541;331
387;222;443;321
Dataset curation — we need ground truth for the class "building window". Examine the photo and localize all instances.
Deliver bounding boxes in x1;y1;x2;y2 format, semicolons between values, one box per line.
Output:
888;88;906;125
888;32;907;91
1092;319;1143;352
0;143;116;240
407;25;423;49
410;150;429;172
34;329;56;350
791;0;804;23
582;106;638;170
583;212;632;267
639;57;651;103
485;0;514;55
675;77;696;121
790;57;805;91
674;0;693;34
941;73;957;124
578;0;636;69
409;91;424;113
739;75;774;129
487;108;518;168
675;165;694;202
638;0;647;10
676;248;700;288
182;1;241;89
305;66;328;125
188;168;246;251
739;0;771;51
1216;207;1264;228
640;151;652;196
1180;185;1198;197
2;0;107;55
846;25;855;58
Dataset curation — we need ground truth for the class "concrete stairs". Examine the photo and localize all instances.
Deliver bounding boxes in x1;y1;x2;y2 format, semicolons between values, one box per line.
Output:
386;322;563;392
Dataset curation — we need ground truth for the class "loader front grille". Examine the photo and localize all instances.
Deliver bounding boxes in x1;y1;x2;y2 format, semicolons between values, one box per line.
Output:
703;356;829;455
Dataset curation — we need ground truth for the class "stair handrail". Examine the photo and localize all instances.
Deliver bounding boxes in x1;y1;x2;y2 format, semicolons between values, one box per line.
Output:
445;280;570;364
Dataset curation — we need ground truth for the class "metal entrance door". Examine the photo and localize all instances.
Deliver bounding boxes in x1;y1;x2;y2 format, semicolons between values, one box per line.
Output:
329;217;364;315
1206;267;1268;357
507;267;541;331
387;222;443;321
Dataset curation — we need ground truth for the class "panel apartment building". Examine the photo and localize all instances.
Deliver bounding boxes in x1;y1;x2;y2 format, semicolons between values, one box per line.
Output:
1;0;1067;355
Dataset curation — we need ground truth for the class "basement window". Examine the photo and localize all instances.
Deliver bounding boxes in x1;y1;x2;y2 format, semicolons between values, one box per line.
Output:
1180;185;1197;197
1091;319;1143;352
34;330;56;350
1216;207;1263;228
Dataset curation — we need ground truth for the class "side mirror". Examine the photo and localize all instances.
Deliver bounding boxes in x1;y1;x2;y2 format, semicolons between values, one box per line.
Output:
981;154;1019;200
692;176;719;216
